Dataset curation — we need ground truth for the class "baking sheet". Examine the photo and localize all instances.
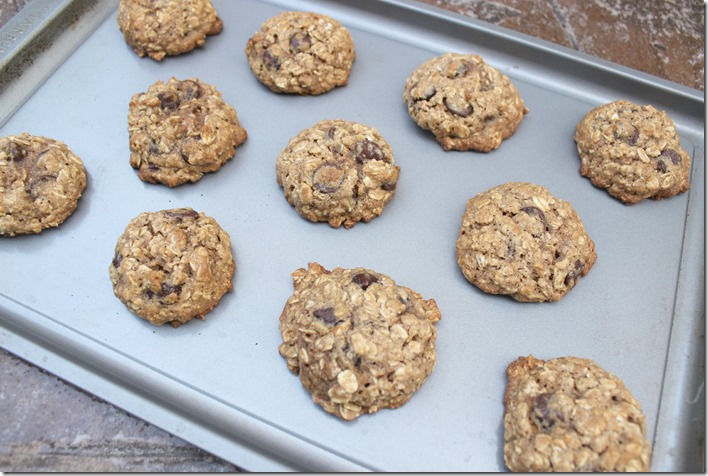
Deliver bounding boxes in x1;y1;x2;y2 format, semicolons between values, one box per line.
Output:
0;0;704;471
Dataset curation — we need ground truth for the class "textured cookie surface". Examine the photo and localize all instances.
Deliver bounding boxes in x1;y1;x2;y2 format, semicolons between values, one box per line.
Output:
276;119;400;228
128;77;247;187
278;262;441;420
403;52;527;152
109;208;234;327
117;0;222;61
574;99;691;204
503;355;652;472
245;11;355;95
0;133;86;236
456;182;596;302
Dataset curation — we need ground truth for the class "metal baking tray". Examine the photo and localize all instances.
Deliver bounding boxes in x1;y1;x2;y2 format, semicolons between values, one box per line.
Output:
0;0;703;471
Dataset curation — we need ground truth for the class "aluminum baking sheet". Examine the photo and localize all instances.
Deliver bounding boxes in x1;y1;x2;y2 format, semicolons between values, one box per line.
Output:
0;0;704;471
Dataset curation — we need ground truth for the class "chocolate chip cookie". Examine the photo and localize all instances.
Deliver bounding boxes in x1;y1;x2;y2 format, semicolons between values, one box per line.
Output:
504;355;652;472
117;0;223;61
403;52;528;152
456;182;596;302
278;262;441;420
0;133;87;236
128;77;247;187
245;11;355;95
109;208;235;327
574;99;691;204
276;119;400;228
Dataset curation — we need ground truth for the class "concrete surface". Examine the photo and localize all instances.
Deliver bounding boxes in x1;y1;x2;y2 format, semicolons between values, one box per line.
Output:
1;0;704;472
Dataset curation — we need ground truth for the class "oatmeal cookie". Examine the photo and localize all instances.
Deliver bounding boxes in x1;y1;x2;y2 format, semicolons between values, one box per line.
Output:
245;11;355;95
278;262;441;420
276;119;400;228
0;133;86;236
574;99;691;204
117;0;222;61
503;355;652;472
403;52;528;152
109;208;235;327
456;182;596;302
128;77;247;187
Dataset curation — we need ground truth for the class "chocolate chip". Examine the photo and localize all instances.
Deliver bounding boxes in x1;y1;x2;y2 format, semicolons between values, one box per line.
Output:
165;209;199;220
112;252;123;268
656;159;667;173
352;272;378;290
563;260;584;286
381;182;397;191
28;175;55;199
521;206;547;228
180;80;202;101
7;141;28;162
629;126;639;145
157;92;180;110
327;127;337;139
314;307;337;324
263;50;280;69
444;97;474;117
147;164;160;172
660;148;681;165
413;83;437;101
354;140;384;163
532;393;563;429
289;32;312;52
446;60;470;78
158;283;182;298
312;163;344;193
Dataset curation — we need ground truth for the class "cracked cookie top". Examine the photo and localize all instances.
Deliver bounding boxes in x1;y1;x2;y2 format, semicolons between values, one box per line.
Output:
109;208;235;327
455;182;596;302
245;11;355;95
0;133;87;236
278;262;441;420
276;119;400;228
503;355;651;472
117;0;223;61
127;77;247;187
403;52;528;152
574;99;691;204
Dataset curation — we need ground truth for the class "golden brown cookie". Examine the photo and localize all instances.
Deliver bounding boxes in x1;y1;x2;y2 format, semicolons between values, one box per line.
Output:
403;52;528;152
109;208;235;327
456;182;596;302
117;0;223;61
245;11;355;95
0;133;87;236
503;355;652;472
275;119;400;228
128;77;247;187
278;263;441;420
574;99;691;204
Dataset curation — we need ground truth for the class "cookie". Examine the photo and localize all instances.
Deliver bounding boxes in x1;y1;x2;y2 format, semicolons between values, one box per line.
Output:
403;52;528;152
276;119;400;228
117;0;222;61
455;182;596;302
278;262;441;420
128;77;247;187
245;11;355;95
0;133;87;236
503;355;652;472
574;99;691;204
109;208;235;327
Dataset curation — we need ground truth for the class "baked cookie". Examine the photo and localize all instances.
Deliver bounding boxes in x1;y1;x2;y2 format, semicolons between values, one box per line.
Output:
574;99;691;204
403;52;528;152
503;355;652;472
456;182;596;302
276;119;400;228
117;0;222;61
109;208;235;327
128;77;247;187
245;11;355;95
278;262;441;420
0;133;86;236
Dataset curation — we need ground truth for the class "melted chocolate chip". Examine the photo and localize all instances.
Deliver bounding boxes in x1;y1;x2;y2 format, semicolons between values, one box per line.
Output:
381;182;397;191
354;140;384;163
7;141;28;162
660;148;681;165
314;307;337;324
327;126;337;139
289;32;312;52
180;80;202;101
414;83;437;101
112;252;123;268
444;98;474;117
352;272;378;290
312;163;343;193
158;283;182;298
563;260;584;286
521;206;547;228
157;92;180;110
628;126;640;145
263;50;281;69
165;209;199;219
656;159;668;173
532;393;563;429
28;175;55;199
